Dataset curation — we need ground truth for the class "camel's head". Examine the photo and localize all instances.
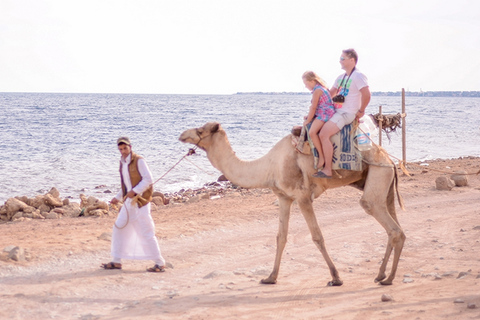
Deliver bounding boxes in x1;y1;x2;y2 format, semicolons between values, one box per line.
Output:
179;122;222;150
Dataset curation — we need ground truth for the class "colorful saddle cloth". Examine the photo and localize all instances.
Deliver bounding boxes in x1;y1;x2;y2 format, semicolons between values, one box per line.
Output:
292;122;363;171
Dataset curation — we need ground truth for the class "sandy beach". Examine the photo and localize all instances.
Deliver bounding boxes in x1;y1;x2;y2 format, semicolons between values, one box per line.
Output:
1;156;479;320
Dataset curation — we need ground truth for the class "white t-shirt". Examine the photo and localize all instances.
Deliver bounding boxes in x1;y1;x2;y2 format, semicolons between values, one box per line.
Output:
332;69;368;114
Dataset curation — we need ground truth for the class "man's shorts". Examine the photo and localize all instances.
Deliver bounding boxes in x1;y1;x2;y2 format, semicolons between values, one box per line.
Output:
329;111;356;130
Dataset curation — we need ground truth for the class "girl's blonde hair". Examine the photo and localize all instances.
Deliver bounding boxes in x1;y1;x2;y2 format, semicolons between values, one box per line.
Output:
302;71;328;89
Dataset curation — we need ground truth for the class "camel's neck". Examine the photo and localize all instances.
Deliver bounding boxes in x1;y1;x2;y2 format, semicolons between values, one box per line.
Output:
205;133;275;189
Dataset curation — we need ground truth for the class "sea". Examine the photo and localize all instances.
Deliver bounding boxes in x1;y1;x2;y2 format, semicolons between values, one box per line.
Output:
1;92;479;204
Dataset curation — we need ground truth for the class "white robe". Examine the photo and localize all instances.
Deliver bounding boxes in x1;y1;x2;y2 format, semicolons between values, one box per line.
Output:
111;154;165;265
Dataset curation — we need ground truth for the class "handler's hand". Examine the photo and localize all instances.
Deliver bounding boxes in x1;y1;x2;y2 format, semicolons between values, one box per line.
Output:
126;190;137;198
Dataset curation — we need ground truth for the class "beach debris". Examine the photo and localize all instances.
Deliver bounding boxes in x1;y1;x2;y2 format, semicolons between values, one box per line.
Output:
435;176;455;191
450;170;468;186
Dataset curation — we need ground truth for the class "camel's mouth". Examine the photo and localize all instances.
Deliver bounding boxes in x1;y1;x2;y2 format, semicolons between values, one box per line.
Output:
178;130;197;144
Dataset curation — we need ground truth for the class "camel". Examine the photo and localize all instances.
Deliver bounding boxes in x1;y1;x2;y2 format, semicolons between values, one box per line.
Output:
179;122;406;286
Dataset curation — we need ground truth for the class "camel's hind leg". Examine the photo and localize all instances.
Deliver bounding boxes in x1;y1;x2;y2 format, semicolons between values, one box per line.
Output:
261;195;293;284
361;166;406;285
297;197;343;286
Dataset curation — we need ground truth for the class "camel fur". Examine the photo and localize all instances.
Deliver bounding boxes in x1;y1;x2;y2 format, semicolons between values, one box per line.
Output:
179;122;406;286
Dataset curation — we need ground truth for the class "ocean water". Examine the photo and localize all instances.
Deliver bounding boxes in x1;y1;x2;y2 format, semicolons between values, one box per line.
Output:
1;92;479;203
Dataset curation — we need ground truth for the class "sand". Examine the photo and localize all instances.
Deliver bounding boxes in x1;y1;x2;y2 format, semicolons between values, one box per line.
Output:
1;157;479;320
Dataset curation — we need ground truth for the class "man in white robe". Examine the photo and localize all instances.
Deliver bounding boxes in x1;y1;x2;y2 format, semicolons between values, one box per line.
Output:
101;137;166;272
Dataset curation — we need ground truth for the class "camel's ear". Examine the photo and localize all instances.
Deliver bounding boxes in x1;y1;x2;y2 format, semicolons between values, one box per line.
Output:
211;123;220;133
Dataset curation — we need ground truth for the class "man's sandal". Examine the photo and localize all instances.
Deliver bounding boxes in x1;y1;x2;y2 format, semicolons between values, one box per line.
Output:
101;262;122;269
147;264;165;273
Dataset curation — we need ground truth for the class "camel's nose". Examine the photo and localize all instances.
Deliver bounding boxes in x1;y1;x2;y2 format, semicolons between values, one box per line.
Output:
178;131;189;143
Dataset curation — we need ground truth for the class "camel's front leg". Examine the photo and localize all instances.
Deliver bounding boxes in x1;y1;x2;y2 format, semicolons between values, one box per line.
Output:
297;198;343;286
261;195;293;284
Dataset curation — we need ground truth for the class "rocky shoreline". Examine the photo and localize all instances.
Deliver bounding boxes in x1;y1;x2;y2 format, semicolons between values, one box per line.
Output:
0;175;270;223
2;156;478;224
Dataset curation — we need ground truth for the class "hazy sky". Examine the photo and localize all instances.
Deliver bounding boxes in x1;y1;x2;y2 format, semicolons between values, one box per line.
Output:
1;0;479;94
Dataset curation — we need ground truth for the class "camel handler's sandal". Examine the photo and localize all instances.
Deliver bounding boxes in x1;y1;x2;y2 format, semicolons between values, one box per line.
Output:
147;264;165;273
101;262;122;269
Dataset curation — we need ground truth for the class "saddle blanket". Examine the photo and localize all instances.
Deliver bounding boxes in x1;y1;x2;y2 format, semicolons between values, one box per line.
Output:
292;122;363;171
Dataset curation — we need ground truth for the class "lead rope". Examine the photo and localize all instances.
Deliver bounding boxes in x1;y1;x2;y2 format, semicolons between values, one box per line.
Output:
114;147;198;229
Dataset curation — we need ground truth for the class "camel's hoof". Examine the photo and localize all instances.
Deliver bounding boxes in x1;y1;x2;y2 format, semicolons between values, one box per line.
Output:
260;278;277;285
327;279;343;287
379;280;393;286
374;275;386;283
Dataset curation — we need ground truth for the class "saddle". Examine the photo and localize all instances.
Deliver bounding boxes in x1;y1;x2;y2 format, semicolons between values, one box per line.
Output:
291;123;363;171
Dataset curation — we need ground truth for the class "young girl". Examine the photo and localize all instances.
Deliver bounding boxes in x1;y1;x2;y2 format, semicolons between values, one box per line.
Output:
302;71;336;178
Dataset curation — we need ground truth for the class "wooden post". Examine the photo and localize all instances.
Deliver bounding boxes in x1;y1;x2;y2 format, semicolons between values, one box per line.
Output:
378;105;383;146
402;88;406;165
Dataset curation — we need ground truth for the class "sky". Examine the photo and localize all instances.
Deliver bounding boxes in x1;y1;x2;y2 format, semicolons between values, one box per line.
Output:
1;0;479;95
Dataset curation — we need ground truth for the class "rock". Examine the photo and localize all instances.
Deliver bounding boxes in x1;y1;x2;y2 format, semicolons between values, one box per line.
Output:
62;203;82;217
454;299;465;303
28;195;45;208
15;195;29;204
88;209;108;217
217;175;229;182
47;187;60;198
32;211;45;219
435;176;455;191
381;294;393;302
4;198;29;219
22;205;36;213
52;208;65;214
8;247;25;261
467;303;477;309
457;271;469;279
98;232;112;241
63;198;70;206
203;270;233;279
38;203;51;214
451;171;468;186
3;245;16;252
11;212;23;220
152;196;165;206
187;195;200;203
44;212;58;219
44;193;63;207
